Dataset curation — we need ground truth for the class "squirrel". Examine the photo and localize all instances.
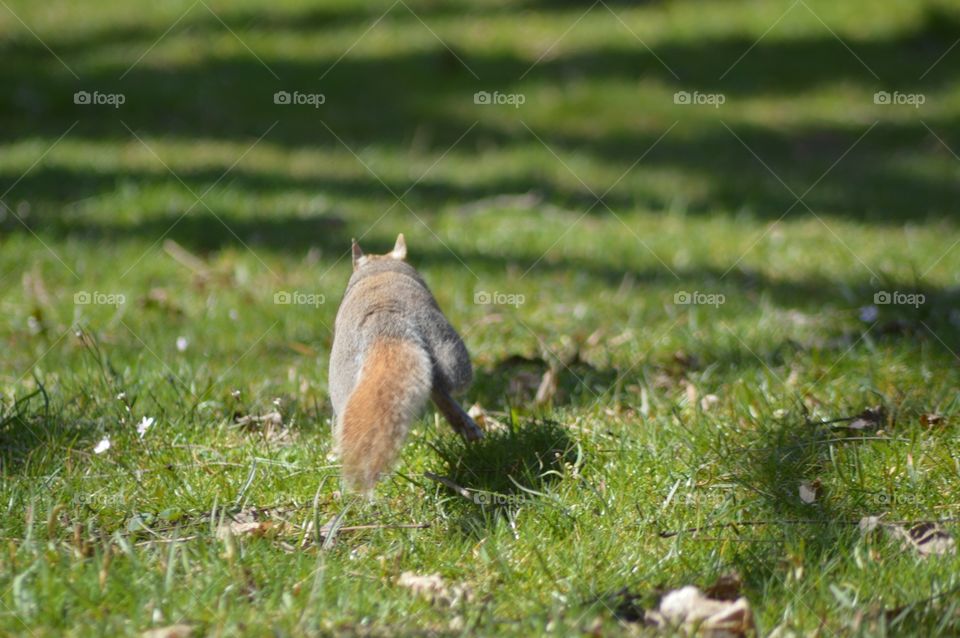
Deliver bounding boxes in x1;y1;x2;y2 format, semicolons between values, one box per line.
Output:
329;234;483;492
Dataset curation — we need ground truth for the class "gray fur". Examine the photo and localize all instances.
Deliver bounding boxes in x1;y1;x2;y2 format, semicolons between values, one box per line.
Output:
328;257;473;423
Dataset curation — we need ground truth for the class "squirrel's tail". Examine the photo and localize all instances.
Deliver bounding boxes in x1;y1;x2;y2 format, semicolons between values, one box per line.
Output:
336;337;433;492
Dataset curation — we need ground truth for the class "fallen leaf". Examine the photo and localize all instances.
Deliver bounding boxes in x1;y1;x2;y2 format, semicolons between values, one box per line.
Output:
397;571;473;606
647;585;753;637
467;403;507;433
704;572;743;601
849;405;885;431
216;509;287;540
684;382;698;406
142;625;194;638
534;367;559;405
234;411;288;441
897;522;956;557
859;516;956;559
920;413;945;428
235;411;283;428
700;394;720;411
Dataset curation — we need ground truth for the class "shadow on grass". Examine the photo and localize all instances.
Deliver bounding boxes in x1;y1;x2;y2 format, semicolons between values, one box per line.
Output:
690;410;956;632
3;5;960;225
424;418;576;533
468;357;620;412
0;384;97;475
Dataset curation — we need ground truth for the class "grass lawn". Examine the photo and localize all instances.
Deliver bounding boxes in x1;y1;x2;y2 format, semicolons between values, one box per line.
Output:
2;0;960;634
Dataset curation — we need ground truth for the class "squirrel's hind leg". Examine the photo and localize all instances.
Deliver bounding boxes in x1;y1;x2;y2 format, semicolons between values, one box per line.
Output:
431;386;483;442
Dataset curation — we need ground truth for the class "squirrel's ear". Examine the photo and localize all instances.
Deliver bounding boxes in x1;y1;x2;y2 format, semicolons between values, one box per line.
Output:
390;233;407;260
351;239;365;270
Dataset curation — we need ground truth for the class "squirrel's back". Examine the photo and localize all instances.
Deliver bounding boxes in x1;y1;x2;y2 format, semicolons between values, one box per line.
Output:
329;236;472;491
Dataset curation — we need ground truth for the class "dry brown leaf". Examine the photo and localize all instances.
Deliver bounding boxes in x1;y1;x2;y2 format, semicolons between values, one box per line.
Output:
235;411;283;429
798;479;821;504
467;403;507;433
216;508;289;541
704;572;743;601
534;367;559;405
646;585;753;637
234;411;289;441
397;571;473;606
859;516;956;559
700;394;720;411
849;405;885;430
684;382;698;406
920;413;945;428
142;625;194;638
897;522;956;557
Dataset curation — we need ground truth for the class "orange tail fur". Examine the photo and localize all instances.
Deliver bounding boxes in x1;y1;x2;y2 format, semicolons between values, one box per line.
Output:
337;338;433;491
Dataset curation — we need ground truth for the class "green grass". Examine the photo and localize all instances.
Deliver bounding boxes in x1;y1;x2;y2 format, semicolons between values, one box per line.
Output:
2;0;960;634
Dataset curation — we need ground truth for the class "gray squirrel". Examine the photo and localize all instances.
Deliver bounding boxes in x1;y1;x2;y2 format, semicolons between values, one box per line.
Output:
329;234;483;492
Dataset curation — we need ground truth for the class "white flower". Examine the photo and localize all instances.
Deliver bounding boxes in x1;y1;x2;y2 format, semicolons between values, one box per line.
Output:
136;417;155;438
176;336;189;352
93;438;111;454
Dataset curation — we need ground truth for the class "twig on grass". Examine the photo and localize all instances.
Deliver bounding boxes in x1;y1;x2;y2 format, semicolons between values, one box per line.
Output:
424;471;474;501
659;517;960;538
